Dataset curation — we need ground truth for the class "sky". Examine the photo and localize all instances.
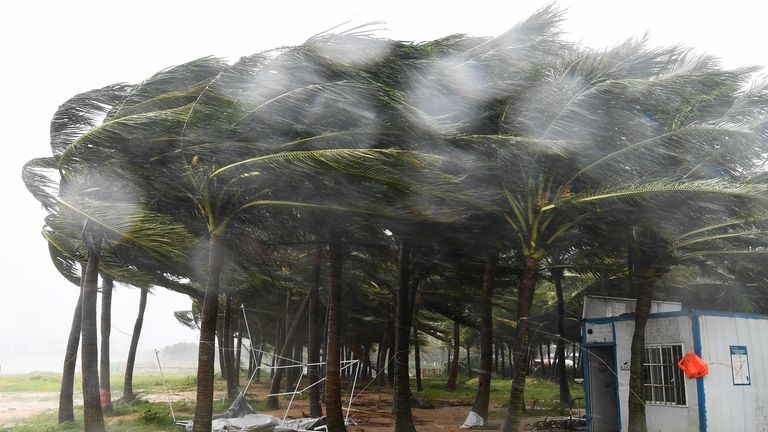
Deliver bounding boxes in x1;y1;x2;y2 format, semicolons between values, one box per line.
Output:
1;0;768;374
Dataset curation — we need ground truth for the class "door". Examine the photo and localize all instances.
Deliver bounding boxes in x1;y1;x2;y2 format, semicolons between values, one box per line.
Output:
587;346;619;431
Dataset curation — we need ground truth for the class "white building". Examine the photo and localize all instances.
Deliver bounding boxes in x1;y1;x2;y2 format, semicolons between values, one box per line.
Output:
581;296;768;432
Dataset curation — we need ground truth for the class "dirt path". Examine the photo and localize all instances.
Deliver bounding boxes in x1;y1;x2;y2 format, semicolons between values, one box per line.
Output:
0;391;66;424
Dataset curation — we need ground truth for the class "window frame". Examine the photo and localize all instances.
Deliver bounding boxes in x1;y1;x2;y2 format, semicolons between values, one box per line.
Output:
643;343;687;407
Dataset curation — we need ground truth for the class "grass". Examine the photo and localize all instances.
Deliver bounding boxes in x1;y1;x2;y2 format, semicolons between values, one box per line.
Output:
0;372;64;392
0;373;202;394
415;376;585;417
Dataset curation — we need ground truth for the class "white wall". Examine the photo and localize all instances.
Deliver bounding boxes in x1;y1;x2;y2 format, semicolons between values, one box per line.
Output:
699;315;768;432
613;316;699;432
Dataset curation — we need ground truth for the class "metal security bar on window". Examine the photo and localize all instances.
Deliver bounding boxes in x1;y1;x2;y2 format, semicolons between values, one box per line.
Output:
643;344;686;406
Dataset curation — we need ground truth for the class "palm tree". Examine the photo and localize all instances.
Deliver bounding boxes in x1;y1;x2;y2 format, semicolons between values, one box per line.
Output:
307;245;324;417
123;287;148;401
99;277;114;412
59;273;83;423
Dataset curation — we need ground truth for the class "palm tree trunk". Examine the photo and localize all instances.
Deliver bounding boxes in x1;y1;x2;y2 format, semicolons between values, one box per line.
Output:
223;294;238;401
123;287;148;401
325;241;346;432
255;347;263;383
552;265;572;406
503;256;539;432
413;323;422;392
217;321;227;380
193;233;224;432
267;295;309;409
627;256;653;432
411;279;422;393
377;310;392;388
394;239;415;432
307;245;323;417
81;228;105;432
471;252;498;421
499;340;505;378
446;320;460;389
59;281;83;423
235;325;242;390
99;277;114;412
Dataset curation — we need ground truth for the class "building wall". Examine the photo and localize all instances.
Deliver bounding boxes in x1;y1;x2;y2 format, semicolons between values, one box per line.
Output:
699;314;768;432
613;316;699;432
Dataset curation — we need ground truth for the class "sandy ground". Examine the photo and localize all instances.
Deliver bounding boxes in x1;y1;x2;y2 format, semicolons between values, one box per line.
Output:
0;391;68;424
0;383;563;430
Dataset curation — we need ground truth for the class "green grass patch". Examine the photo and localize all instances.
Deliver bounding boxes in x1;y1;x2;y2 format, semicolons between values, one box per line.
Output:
414;376;585;417
0;372;71;392
0;373;200;394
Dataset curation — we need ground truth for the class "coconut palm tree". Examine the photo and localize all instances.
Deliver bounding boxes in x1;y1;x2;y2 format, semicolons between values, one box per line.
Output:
99;277;114;412
122;287;148;401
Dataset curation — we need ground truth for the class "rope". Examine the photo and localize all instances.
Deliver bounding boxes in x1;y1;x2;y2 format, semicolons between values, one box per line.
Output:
345;360;361;422
154;349;176;423
283;368;305;422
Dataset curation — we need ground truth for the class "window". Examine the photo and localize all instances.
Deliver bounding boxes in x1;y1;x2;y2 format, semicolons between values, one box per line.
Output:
644;344;686;406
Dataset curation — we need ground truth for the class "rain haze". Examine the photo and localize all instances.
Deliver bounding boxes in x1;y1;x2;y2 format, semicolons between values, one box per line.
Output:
1;0;768;377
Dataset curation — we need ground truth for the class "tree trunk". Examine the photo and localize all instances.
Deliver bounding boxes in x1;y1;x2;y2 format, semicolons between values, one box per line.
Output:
291;330;304;389
248;343;255;380
503;256;539;432
387;318;396;387
446;320;460;389
193;233;225;432
255;348;263;383
466;343;471;378
307;245;324;417
99;277;114;412
573;344;578;379
59;281;83;423
235;326;242;390
500;340;506;379
552;265;572;406
271;323;281;380
81;229;105;432
377;310;392;388
223;294;239;400
267;295;309;409
123;287;148;401
471;253;497;421
413;323;422;392
325;241;346;432
216;317;227;380
546;344;553;378
394;239;415;432
627;227;671;432
627;265;654;431
217;321;227;380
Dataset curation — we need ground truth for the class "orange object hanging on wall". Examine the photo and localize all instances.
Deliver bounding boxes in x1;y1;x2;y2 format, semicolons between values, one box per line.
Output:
677;352;709;378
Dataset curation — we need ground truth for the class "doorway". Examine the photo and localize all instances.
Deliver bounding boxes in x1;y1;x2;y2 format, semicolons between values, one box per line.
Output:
587;346;619;431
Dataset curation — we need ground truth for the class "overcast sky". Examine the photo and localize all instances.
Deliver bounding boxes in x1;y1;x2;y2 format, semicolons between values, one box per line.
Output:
2;0;767;374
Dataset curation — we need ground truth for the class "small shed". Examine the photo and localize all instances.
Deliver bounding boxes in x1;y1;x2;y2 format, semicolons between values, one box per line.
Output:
581;297;768;432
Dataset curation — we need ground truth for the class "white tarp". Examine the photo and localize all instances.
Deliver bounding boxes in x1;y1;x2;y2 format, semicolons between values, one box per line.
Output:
459;410;486;429
181;413;281;431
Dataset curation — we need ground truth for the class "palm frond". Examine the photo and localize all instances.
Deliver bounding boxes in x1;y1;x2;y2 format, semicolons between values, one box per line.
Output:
56;197;196;262
108;56;228;120
50;83;134;155
547;179;768;211
22;157;59;211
